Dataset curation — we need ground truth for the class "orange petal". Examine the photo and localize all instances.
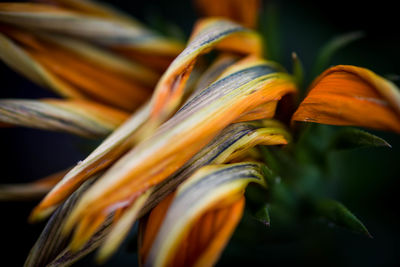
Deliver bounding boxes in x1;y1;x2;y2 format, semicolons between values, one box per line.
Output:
170;196;244;267
69;212;108;251
30;103;151;221
140;193;244;267
149;18;263;121
141;162;266;267
60;58;295;229
139;193;176;263
292;65;400;132
194;0;261;28
233;100;278;123
4;27;151;111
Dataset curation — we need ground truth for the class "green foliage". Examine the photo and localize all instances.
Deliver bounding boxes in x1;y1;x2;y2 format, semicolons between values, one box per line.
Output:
291;52;305;94
311;31;364;78
329;127;391;150
254;203;271;226
252;123;391;240
313;198;371;237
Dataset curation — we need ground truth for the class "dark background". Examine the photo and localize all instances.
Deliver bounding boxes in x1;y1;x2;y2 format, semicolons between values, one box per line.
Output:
1;0;400;266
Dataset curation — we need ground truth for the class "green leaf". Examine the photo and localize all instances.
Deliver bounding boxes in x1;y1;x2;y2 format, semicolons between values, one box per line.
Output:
292;52;304;92
254;203;271;227
312;31;364;77
314;198;372;238
329;127;391;150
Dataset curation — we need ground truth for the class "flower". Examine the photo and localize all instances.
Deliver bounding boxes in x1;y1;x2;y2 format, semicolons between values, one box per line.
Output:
0;0;399;267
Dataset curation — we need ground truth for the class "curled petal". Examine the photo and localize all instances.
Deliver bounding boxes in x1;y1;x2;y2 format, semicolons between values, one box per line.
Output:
25;178;98;267
85;120;288;262
149;18;263;121
60;57;295;233
292;65;400;132
31;103;151;221
141;162;266;267
140;120;289;216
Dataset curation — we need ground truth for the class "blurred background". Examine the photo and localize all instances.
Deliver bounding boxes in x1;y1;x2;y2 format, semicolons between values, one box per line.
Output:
1;0;400;266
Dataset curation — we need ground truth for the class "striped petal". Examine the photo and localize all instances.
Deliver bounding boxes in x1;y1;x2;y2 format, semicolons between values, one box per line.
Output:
30;18;279;220
140;120;289;216
40;0;143;22
60;57;296;233
31;102;151;220
149;18;263;121
141;162;267;267
292;65;400;132
192;54;239;95
0;2;183;56
95;120;289;261
0;98;128;138
24;177;98;267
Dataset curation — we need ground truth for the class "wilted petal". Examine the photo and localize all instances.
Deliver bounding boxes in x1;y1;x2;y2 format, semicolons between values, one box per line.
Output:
139;120;289;216
141;162;266;267
60;57;295;233
149;18;263;121
91;121;288;261
31;102;151;221
292;65;400;132
0;98;128;138
25;177;97;267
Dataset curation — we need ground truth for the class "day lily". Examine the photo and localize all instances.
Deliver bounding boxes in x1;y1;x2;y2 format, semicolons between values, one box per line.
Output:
0;0;399;267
